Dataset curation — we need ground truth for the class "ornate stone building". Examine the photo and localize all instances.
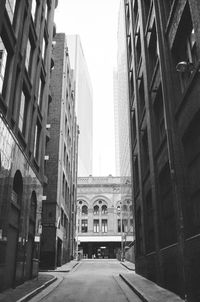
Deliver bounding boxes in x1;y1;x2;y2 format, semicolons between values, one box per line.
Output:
77;176;134;259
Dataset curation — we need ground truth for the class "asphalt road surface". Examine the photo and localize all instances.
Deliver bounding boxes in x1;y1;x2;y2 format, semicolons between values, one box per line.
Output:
30;259;142;302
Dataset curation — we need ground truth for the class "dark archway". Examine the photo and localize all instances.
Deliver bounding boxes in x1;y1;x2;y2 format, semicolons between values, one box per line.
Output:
5;170;23;288
13;170;23;205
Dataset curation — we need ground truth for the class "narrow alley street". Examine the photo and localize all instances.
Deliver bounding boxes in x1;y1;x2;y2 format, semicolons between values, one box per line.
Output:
30;260;141;302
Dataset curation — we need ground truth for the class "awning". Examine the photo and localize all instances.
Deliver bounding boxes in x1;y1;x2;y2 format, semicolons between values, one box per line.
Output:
78;235;133;243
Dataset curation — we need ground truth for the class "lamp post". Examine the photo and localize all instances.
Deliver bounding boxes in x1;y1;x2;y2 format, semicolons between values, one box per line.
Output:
117;202;124;262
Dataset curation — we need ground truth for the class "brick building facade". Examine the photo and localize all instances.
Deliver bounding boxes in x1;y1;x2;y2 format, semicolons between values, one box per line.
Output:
122;0;200;300
40;33;79;269
0;0;58;290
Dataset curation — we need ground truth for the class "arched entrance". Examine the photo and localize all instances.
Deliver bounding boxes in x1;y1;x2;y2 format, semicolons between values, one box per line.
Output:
5;170;23;288
25;191;37;280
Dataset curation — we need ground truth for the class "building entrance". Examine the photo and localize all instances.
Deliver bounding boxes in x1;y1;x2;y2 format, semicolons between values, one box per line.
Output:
79;242;121;259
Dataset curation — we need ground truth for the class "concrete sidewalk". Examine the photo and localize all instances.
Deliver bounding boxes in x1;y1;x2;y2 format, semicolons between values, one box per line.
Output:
119;272;184;302
40;259;80;273
0;260;80;302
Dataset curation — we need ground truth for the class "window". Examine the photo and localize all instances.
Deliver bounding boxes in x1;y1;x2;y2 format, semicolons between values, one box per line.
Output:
25;39;31;70
0;39;8;93
65;180;69;204
102;205;107;214
127;36;132;68
136;32;141;68
62;173;65;197
133;0;138;22
93;220;99;233
153;85;165;146
122;219;128;232
148;22;159;76
18;90;28;136
65;117;68;138
93;205;99;215
102;220;107;233
37;76;44;108
129;70;134;100
44;3;49;22
33;121;41;161
130;218;134;232
125;3;130;32
25;37;33;74
41;37;47;61
6;0;16;23
138;76;145;118
118;219;121;233
81;219;88;233
82;205;88;215
141;128;149;174
131;110;136;144
66;184;69;205
31;0;37;22
63;144;66;167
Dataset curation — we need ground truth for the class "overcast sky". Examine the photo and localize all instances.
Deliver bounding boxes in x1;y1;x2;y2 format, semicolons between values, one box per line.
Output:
54;0;121;176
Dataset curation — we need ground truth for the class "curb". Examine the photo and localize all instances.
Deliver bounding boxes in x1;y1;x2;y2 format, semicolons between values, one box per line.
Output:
39;261;80;273
120;262;135;271
119;274;148;302
16;276;57;302
71;262;80;269
40;270;70;273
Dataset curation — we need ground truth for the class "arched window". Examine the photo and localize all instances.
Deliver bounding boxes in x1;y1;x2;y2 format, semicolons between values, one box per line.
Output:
94;205;99;215
82;205;88;215
101;205;107;214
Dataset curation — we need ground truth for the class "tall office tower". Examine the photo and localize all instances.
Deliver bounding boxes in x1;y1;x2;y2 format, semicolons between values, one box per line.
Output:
40;33;79;269
66;35;93;177
113;70;120;176
114;0;134;260
124;0;200;300
0;0;58;290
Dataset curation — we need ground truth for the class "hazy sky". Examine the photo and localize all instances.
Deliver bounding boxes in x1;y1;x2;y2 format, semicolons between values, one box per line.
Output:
55;0;121;176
